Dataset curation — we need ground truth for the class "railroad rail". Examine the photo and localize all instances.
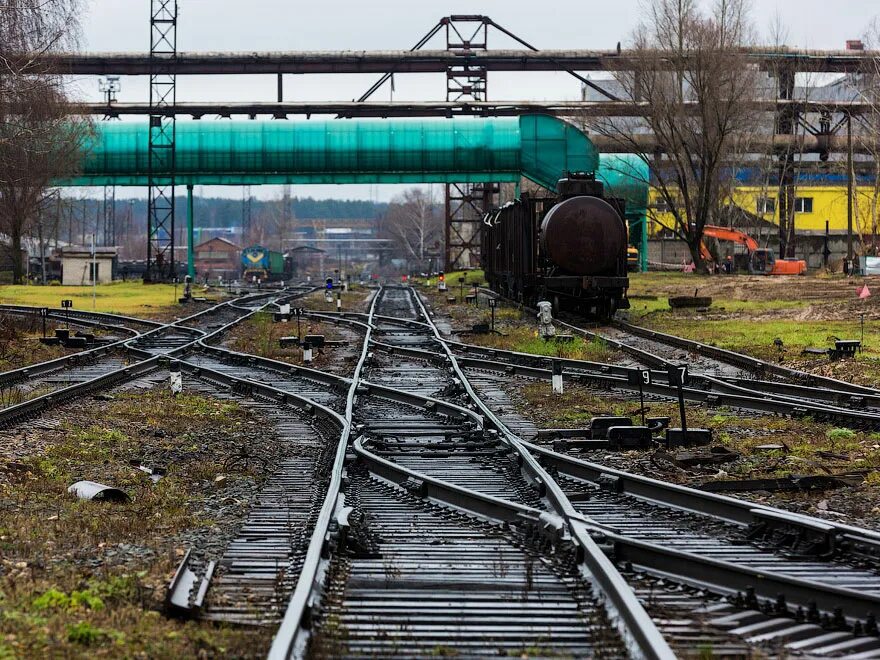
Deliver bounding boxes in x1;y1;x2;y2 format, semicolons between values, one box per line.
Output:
6;285;880;656
267;286;672;658
266;286;880;657
459;288;880;428
0;288;310;427
289;305;880;430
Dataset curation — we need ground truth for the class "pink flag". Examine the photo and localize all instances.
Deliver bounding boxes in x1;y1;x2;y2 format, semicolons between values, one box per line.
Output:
859;285;871;299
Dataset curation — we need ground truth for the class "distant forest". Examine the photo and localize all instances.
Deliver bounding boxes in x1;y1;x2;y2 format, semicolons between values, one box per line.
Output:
42;194;389;259
60;195;388;230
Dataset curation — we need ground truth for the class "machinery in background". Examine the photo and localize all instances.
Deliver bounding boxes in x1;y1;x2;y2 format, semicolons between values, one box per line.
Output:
626;246;640;272
700;225;807;275
241;245;293;281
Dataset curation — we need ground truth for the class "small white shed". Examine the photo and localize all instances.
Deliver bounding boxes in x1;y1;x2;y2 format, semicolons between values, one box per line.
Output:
60;247;117;286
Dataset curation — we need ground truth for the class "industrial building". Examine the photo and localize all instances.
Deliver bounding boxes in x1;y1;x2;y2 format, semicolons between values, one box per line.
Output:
193;236;241;281
60;247;118;285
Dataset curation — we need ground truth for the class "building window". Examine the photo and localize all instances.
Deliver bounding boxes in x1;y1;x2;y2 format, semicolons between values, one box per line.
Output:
756;197;776;214
794;197;813;214
89;263;100;282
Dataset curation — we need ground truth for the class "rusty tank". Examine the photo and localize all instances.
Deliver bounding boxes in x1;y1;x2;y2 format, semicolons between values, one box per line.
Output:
539;195;626;276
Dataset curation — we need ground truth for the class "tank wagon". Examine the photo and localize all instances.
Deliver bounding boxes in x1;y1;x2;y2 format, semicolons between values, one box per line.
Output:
481;174;630;318
241;245;291;281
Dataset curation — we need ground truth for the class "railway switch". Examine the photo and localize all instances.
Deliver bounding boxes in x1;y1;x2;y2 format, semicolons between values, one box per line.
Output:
665;427;712;448
589;416;632;439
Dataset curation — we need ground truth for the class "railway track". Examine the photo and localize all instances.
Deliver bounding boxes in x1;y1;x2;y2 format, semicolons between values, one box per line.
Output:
7;284;880;656
0;288;311;427
461;288;880;429
269;287;672;658
266;285;880;658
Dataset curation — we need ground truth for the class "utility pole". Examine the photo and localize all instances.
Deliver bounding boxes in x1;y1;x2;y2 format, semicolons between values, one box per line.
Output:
37;210;45;285
847;112;855;264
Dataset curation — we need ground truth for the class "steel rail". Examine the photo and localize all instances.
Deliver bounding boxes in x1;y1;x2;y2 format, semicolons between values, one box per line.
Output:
612;319;880;396
413;288;880;637
381;316;880;552
407;287;675;660
524;441;880;622
525;441;880;551
0;291;294;428
267;288;380;660
268;287;669;658
448;344;880;428
220;290;880;654
0;312;148;390
0;303;164;331
473;288;880;423
439;291;880;554
0;309;143;337
352;434;564;528
305;293;880;643
450;335;880;409
326;319;880;427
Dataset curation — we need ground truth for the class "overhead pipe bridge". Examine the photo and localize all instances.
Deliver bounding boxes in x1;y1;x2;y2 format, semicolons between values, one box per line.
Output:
62;115;598;191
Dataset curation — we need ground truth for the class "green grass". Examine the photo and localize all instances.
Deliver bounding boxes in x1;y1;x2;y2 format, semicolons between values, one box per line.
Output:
629;296;810;315
0;282;189;317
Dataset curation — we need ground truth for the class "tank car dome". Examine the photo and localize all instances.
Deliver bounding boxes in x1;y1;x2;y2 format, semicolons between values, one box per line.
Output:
539;196;625;276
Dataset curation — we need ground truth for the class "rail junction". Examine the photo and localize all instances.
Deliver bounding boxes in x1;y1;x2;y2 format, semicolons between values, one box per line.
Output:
3;283;880;658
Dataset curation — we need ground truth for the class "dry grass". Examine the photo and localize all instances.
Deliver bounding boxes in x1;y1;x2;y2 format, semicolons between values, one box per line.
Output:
0;388;277;658
300;285;372;313
0;315;75;372
516;381;880;484
224;311;355;375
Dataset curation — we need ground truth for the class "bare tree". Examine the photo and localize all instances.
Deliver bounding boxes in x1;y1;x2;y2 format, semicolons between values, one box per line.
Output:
383;188;442;272
0;0;90;283
588;0;759;270
854;17;880;256
243;186;295;251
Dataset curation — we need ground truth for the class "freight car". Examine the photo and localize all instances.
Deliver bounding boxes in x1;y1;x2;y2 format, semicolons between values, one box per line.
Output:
241;245;292;281
481;174;630;318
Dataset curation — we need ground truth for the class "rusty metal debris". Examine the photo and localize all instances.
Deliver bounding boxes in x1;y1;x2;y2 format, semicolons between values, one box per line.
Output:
166;548;215;618
698;473;865;493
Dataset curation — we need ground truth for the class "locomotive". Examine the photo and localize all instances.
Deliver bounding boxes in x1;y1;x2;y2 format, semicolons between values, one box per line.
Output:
481;174;630;318
241;245;292;281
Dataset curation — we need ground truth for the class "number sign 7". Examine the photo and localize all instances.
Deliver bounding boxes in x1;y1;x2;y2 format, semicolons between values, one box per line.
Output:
666;364;689;387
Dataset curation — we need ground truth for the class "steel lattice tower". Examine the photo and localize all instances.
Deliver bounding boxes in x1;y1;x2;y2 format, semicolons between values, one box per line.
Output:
443;17;497;272
146;0;177;281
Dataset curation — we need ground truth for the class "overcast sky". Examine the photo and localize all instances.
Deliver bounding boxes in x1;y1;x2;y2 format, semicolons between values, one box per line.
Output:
71;0;880;202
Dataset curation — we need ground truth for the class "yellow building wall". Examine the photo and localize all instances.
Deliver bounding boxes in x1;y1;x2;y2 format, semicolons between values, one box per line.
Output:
647;185;880;235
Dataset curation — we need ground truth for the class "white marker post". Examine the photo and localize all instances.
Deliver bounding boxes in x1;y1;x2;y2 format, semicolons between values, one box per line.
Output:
551;360;563;395
336;291;342;311
170;365;183;396
302;341;313;364
279;303;290;323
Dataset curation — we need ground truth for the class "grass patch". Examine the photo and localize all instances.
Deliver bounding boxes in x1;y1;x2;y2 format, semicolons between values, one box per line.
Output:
300;286;371;313
0;315;71;372
224;310;353;374
514;381;880;484
0;281;193;318
465;325;616;362
0;387;277;657
625;315;880;386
